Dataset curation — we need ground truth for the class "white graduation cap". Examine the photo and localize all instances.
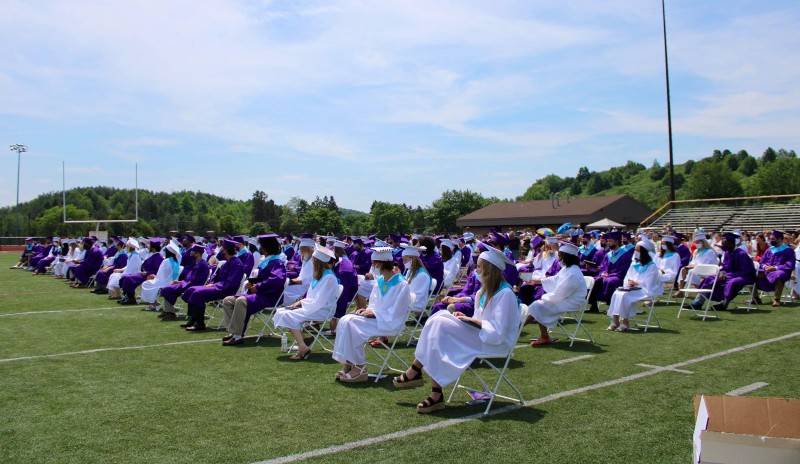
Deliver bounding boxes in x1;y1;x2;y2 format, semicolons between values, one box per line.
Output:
126;237;140;249
440;239;455;250
299;238;316;248
370;246;394;261
333;240;347;249
545;237;558;244
401;245;426;257
166;242;181;258
661;235;675;244
478;246;512;270
637;239;656;253
312;245;335;262
559;242;580;256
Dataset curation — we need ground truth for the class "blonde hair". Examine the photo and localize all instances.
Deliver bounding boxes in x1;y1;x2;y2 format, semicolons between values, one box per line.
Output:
475;258;505;309
312;256;331;280
405;256;425;283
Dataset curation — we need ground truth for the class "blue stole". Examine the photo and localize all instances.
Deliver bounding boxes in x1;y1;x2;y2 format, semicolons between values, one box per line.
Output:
376;273;405;296
662;251;676;258
312;269;336;289
769;244;789;254
237;248;248;257
259;254;280;269
169;257;180;280
633;261;654;274
608;247;625;264
579;243;595;256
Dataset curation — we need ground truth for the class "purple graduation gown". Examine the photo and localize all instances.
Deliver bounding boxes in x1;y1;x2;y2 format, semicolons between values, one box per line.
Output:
72;246;104;284
178;249;195;281
29;245;53;267
35;246;62;272
238;251;255;278
756;245;794;291
590;246;633;305
333;257;358;318
579;246;605;276
285;253;303;279
121;253;164;293
350;249;373;276
519;259;561;305
432;268;482;317
160;259;210;305
240;257;287;333
699;247;756;302
95;253;129;287
420;253;445;294
182;255;244;310
677;244;692;268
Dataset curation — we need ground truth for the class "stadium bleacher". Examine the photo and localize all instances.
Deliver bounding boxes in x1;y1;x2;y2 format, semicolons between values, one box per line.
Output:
647;203;800;232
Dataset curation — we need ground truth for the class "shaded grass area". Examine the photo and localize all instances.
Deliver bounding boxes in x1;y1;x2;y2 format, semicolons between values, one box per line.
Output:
1;253;798;463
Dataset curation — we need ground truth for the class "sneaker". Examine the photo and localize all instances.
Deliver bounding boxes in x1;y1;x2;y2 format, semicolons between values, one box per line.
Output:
321;329;335;337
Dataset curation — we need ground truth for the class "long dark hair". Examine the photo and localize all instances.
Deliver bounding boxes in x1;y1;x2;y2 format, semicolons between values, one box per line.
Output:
558;252;579;267
659;241;676;257
638;248;652;265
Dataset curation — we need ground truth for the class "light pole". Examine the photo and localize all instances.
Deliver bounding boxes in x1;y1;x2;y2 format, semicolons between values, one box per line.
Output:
661;0;676;203
9;143;27;238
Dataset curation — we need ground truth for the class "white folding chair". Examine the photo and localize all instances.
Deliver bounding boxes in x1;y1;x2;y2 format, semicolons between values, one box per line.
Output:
305;284;344;352
367;293;416;382
448;304;528;415
555;276;595;346
634;289;663;332
405;278;438;346
677;264;720;321
250;278;291;343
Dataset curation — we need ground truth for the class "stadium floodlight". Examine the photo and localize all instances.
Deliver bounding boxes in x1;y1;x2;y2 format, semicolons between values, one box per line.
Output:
9;143;27;237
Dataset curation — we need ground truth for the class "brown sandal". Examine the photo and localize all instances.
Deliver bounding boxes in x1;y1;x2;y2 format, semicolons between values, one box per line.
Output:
417;387;445;414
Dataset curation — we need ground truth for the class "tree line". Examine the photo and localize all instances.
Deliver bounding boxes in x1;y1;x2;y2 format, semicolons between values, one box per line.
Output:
2;147;796;238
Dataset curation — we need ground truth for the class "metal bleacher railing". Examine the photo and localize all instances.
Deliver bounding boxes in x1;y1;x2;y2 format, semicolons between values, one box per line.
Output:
641;194;800;232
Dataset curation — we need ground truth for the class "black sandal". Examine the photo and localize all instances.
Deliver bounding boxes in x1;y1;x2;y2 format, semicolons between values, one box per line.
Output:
417;387;445;414
393;364;424;389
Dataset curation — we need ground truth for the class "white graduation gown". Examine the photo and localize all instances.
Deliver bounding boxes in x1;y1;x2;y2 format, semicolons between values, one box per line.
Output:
273;272;339;330
653;252;681;283
332;277;411;366
530;265;587;328
139;258;177;303
793;246;800;295
283;258;313;304
108;253;143;290
54;248;81;276
415;286;520;388
686;249;719;285
357;267;379;298
443;256;460;288
530;253;556;280
607;262;662;320
406;268;432;313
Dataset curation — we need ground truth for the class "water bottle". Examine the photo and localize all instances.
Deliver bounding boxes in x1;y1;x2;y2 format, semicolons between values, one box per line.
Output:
280;333;288;352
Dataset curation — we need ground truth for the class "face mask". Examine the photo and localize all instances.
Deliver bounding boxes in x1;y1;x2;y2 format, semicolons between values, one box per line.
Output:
474;270;483;283
695;242;703;249
371;265;381;274
769;240;778;247
633;251;641;260
661;244;667;251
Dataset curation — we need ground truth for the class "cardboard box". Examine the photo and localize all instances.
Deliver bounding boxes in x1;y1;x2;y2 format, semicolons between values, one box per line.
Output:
693;395;800;464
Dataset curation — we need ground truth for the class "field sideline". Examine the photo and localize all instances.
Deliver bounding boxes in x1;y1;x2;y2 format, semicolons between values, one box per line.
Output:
1;252;798;463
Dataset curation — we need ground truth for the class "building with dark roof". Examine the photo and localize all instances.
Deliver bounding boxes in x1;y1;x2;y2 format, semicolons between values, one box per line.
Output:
456;194;652;234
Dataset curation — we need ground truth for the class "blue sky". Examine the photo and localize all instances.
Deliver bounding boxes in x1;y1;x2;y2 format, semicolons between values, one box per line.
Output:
1;0;798;213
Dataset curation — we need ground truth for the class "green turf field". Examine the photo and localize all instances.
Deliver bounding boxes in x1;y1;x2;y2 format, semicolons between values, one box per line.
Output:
1;252;798;463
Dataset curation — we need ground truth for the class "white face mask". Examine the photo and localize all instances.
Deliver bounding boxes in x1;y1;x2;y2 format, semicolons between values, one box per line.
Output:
474;270;483;283
633;251;641;260
695;242;703;249
371;265;381;274
661;244;667;251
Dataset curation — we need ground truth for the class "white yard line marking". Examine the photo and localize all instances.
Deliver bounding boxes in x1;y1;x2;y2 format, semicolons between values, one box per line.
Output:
0;306;121;317
0;339;220;363
727;382;769;396
636;363;694;375
252;331;800;464
552;354;594;365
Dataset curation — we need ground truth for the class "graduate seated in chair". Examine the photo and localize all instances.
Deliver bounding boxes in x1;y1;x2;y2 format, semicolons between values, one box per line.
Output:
689;232;756;312
675;233;719;296
282;235;316;305
117;238;164;305
32;238;62;275
220;234;286;346
326;240;359;337
332;247;411;383
91;239;128;294
587;231;633;312
754;230;794;307
158;244;209;321
272;245;338;357
653;235;681;286
180;239;243;331
526;242;587;345
139;242;182;311
11;237;36;269
391;246;519;413
70;237;104;288
606;239;662;332
107;238;143;300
